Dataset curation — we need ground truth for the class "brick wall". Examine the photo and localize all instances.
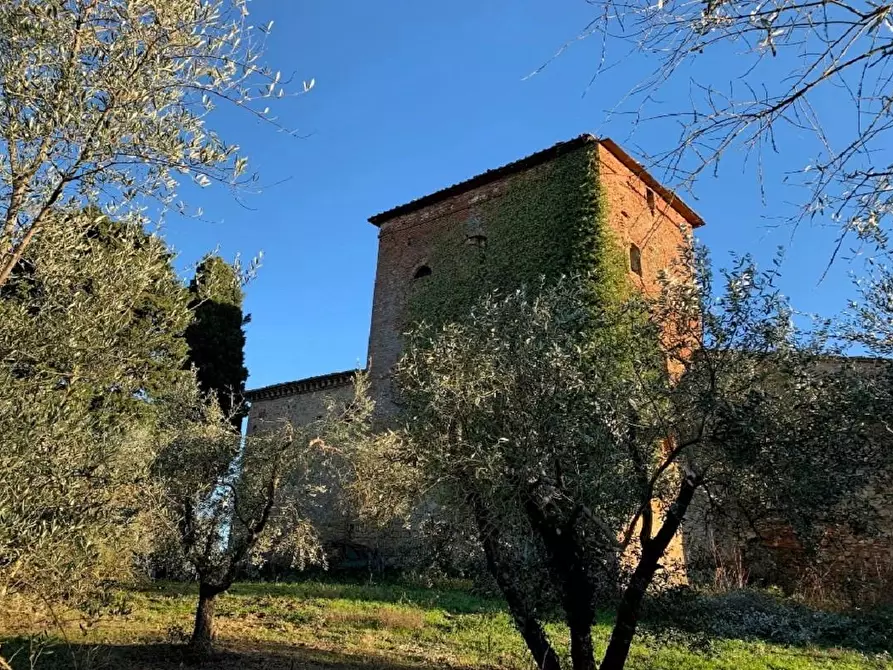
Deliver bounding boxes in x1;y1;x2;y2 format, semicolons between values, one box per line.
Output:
361;139;700;574
681;359;893;602
366;159;560;413
248;137;704;574
367;141;697;412
596;143;691;295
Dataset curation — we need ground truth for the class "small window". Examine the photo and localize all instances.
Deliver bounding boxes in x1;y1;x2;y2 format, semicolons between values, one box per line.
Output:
629;244;642;277
413;265;432;279
465;234;487;248
646;188;656;214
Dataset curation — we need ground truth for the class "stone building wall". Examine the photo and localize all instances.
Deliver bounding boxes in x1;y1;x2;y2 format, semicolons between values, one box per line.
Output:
245;373;356;437
365;156;561;414
246;371;429;569
245;135;707;574
244;135;893;596
685;479;893;602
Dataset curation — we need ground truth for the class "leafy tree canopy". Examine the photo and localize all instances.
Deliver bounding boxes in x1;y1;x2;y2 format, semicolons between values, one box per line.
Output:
351;244;891;670
0;209;192;615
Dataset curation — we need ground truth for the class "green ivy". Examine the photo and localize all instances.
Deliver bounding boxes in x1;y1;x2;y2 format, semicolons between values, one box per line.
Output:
406;144;631;328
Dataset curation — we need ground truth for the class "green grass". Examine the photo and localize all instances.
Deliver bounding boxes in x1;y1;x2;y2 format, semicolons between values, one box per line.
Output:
1;579;890;669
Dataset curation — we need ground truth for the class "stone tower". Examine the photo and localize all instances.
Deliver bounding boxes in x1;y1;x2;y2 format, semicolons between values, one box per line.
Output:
244;134;703;564
363;134;702;412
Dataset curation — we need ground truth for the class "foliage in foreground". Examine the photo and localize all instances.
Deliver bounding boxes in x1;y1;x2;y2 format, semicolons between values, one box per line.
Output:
640;587;893;654
352;246;891;670
0;213;191;613
576;0;893;248
152;375;369;652
0;0;296;288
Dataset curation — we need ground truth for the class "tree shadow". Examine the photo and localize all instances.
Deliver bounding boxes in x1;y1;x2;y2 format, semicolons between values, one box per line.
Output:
139;578;507;616
637;588;893;655
1;639;434;670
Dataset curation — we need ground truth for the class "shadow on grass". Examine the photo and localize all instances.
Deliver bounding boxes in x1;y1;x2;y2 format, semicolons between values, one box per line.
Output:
637;588;893;656
139;577;507;616
1;639;435;670
129;581;893;658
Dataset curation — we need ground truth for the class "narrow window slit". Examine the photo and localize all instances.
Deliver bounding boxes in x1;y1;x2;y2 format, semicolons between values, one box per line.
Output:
629;244;642;277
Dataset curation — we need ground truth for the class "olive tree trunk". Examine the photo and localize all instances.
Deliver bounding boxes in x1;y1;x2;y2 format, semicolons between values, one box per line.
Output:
599;474;698;670
471;496;562;670
190;582;226;653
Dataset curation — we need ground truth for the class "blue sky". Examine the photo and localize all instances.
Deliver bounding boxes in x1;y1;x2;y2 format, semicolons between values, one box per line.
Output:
164;0;860;391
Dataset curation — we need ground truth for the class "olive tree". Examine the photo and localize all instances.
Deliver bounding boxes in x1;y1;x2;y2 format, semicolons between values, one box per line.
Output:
566;0;893;251
152;374;368;654
357;248;888;670
0;0;304;287
842;258;893;359
0;210;191;615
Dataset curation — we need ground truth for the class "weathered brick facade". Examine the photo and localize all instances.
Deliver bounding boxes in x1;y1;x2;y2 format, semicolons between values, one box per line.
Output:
245;135;893;596
248;135;702;429
246;134;704;569
365;136;702;412
683;357;893;602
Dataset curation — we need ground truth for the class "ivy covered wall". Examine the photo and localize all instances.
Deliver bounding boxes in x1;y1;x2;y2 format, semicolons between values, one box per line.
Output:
405;143;630;329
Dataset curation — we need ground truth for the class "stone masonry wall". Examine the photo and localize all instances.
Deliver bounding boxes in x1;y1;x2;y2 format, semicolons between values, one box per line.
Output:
680;358;893;602
246;384;355;437
246;384;360;563
247;381;426;569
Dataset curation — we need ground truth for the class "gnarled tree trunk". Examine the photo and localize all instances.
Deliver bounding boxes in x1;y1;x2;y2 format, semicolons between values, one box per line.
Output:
471;496;562;670
600;473;698;670
190;582;226;653
569;615;596;670
524;497;598;670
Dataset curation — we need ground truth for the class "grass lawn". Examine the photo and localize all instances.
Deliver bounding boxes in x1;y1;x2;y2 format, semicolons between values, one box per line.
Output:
1;579;890;669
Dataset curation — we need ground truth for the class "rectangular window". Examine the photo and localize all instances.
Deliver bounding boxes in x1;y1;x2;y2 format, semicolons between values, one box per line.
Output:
646;188;656;214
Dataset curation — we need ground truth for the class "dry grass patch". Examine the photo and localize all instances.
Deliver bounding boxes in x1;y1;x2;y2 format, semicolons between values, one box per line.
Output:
325;607;426;631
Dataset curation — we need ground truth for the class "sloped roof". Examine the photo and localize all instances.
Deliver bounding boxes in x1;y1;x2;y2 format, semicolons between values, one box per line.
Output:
245;369;359;402
368;134;704;228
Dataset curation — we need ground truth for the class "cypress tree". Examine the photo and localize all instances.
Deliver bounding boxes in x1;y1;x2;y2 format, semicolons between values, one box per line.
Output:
185;256;250;430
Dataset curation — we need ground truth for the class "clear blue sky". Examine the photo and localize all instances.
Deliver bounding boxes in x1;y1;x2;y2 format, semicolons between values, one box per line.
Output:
164;0;858;391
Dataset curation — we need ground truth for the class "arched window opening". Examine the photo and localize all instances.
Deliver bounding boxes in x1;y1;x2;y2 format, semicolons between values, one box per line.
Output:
646;188;656;214
629;244;643;277
413;265;432;279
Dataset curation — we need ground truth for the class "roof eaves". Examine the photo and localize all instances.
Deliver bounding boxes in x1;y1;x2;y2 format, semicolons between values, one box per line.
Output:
244;369;360;402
